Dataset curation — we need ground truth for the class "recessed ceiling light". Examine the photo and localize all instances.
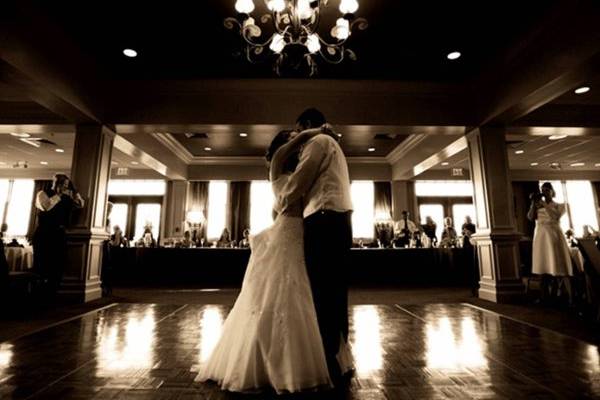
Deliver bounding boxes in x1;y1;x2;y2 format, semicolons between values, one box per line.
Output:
571;162;585;167
337;133;343;138
40;161;48;165
367;147;375;152
111;161;119;165
55;148;64;153
10;132;30;138
123;48;138;57
441;162;449;166
131;161;139;165
447;51;461;60
515;150;524;154
574;86;590;94
548;135;567;141
239;132;248;137
530;162;539;166
204;147;212;151
595;163;600;167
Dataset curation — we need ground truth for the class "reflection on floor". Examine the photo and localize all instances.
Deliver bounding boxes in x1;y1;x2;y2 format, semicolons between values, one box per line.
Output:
1;303;599;399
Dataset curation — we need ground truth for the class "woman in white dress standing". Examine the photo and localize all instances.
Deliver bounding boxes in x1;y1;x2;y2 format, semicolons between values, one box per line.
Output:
198;126;351;393
528;182;573;300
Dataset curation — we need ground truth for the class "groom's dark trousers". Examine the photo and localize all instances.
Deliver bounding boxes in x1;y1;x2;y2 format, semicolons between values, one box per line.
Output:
304;209;353;379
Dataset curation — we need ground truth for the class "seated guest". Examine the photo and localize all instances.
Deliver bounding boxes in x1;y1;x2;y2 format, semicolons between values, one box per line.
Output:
216;228;233;248
421;216;437;246
109;225;128;247
179;230;194;248
439;217;458;248
393;210;419;247
461;215;476;248
565;229;578;247
6;238;24;248
238;229;251;248
582;225;598;239
136;227;157;248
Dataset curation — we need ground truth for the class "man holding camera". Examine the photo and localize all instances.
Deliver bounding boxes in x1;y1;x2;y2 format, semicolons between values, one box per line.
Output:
33;174;84;298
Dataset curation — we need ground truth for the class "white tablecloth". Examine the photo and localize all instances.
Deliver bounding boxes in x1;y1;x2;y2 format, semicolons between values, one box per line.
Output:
4;247;34;272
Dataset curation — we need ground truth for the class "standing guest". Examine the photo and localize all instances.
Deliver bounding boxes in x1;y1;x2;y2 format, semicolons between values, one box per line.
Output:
421;216;438;246
393;210;419;248
238;228;251;248
461;215;476;248
216;228;233;248
439;217;458;248
33;174;84;296
528;182;573;301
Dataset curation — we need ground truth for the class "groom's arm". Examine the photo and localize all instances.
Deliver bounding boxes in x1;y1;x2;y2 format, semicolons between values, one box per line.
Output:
275;137;327;213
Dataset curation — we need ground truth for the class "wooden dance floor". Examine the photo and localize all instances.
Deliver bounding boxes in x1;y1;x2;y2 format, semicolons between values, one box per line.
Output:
1;303;599;399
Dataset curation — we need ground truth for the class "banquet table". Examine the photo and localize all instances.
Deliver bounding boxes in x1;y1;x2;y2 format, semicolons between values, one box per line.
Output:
4;246;34;272
106;246;475;287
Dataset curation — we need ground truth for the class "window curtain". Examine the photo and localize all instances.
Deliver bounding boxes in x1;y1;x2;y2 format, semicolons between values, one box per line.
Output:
188;181;209;239
374;181;392;221
26;179;52;240
228;181;251;243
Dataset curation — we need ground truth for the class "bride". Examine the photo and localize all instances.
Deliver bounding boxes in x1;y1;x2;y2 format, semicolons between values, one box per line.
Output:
198;126;352;393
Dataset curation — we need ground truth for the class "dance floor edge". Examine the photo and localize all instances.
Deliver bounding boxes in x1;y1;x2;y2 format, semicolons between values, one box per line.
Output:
0;302;598;399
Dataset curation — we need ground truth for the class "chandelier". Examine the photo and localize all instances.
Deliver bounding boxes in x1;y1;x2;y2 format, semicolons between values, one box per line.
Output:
225;0;367;76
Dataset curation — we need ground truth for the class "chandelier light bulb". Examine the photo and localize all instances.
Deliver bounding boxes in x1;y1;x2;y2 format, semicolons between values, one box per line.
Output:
267;0;285;12
332;18;350;40
297;0;313;19
270;33;286;53
339;0;359;14
235;0;255;14
306;34;321;54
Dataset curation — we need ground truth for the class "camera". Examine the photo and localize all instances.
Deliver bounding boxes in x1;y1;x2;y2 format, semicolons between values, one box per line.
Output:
529;191;543;202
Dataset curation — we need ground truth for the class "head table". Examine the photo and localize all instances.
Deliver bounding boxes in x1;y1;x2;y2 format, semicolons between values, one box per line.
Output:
106;247;475;287
4;246;34;272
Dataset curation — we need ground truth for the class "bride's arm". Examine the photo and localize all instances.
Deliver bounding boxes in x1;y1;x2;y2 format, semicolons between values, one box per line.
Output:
269;125;330;181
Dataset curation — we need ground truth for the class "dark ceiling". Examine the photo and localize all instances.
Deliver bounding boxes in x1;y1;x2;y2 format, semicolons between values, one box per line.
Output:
32;0;558;81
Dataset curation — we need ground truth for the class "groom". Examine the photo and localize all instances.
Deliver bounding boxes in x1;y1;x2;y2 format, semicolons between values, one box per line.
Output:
276;108;353;382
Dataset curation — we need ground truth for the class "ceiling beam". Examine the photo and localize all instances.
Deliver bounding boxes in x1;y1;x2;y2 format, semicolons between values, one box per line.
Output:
512;104;600;128
108;80;473;126
473;0;600;126
0;1;106;124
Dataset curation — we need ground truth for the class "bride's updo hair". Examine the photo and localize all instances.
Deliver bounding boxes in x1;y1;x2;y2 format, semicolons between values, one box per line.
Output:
266;130;292;162
266;130;299;173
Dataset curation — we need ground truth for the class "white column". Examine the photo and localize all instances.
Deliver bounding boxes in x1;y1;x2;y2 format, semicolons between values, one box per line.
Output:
467;126;524;303
61;124;114;302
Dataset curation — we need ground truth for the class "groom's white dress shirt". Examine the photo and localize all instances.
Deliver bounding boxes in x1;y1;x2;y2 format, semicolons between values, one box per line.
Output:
276;134;353;218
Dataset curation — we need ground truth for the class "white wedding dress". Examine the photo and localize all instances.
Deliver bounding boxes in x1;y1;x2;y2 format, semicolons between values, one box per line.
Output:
198;176;352;393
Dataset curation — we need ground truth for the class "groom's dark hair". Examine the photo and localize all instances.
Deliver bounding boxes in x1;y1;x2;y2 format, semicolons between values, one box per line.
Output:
296;108;326;130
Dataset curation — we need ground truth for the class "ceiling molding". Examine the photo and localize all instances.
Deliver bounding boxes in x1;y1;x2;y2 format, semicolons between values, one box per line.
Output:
386;134;428;164
188;156;266;166
411;136;469;178
151;132;193;163
348;157;388;165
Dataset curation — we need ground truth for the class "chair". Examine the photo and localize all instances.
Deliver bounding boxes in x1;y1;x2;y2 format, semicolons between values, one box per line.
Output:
576;239;600;322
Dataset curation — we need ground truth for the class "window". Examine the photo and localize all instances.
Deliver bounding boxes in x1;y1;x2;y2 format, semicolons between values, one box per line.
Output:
0;180;9;225
0;179;34;237
207;181;228;240
351;181;374;239
452;204;476;233
565;181;599;236
110;203;129;236
419;204;444;238
108;180;166;196
134;203;161;240
250;181;275;234
415;181;473;197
